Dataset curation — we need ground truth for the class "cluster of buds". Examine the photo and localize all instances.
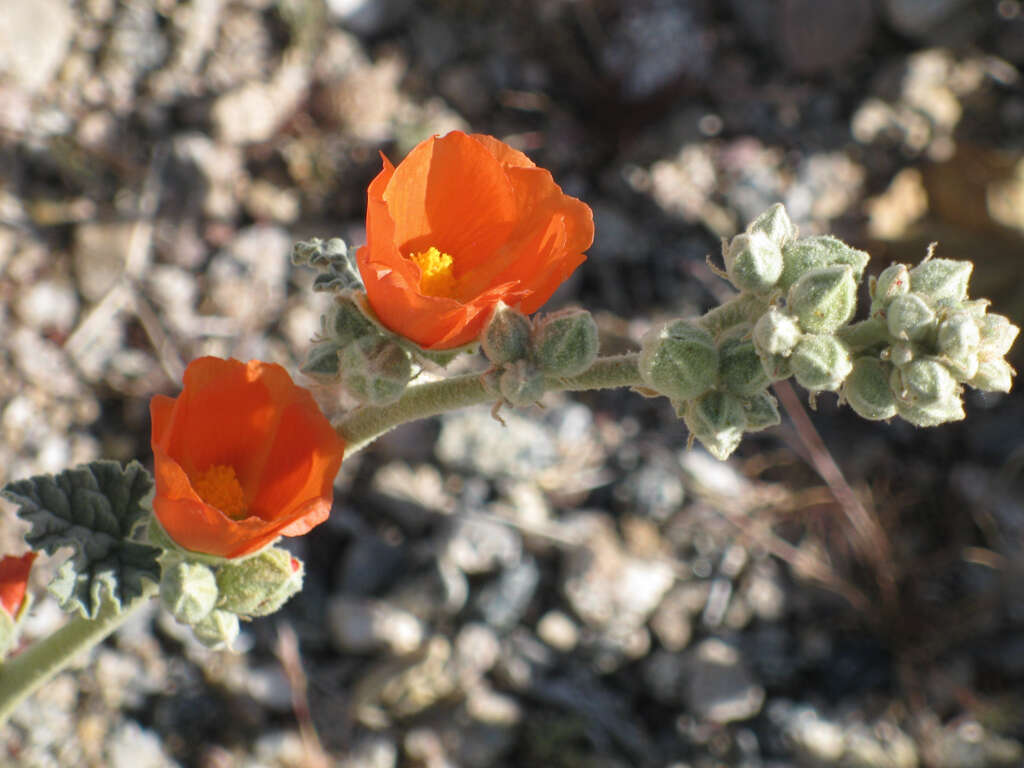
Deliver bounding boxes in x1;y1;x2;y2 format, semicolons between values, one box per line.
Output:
158;544;304;649
293;238;418;405
843;258;1019;425
639;204;1018;458
481;303;599;407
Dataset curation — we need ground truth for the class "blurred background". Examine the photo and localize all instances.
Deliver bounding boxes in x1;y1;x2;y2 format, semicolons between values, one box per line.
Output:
1;0;1024;766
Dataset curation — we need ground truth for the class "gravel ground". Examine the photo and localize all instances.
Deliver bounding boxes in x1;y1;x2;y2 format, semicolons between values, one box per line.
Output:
2;1;1024;767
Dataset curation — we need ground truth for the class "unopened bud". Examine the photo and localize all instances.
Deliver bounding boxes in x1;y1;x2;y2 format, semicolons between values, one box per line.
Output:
790;334;852;392
724;232;783;292
937;313;981;380
753;307;802;357
742;391;781;432
216;548;304;618
326;297;377;347
747;203;797;247
897;396;965;427
909;258;972;303
193;609;240;650
843;357;897;421
891;359;957;406
339;337;414;405
788;265;857;334
160;561;219;626
886;293;935;341
978;313;1020;360
681;390;747;461
778;235;869;291
499;360;546;407
869;263;910;316
481;303;531;366
639;320;719;402
719;335;770;397
969;359;1014;393
301;342;342;381
532;308;599;377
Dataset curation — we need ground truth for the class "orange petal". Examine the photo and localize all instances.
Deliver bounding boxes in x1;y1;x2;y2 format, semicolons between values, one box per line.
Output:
0;552;36;617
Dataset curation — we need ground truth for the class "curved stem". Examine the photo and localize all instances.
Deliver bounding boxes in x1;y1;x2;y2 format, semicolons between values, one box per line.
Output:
0;583;158;726
336;353;643;453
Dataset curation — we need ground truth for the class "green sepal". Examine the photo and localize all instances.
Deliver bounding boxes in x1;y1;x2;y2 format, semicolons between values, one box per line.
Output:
869;263;910;316
747;203;797;247
788;265;857;335
896;396;965;427
891;359;958;407
978;313;1019;360
719;335;770;397
753;307;802;357
790;334;852;392
778;235;869;291
1;461;161;619
531;308;599;377
842;357;898;421
886;293;935;342
300;341;343;381
499;360;546;407
681;390;747;461
192;609;240;650
481;302;531;366
339;337;415;405
639;319;719;402
742;391;781;432
160;561;219;626
909;258;972;304
969;359;1015;393
724;231;783;292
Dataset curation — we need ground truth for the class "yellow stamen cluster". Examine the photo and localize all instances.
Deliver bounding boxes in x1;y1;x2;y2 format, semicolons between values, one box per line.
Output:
409;246;457;298
192;464;247;520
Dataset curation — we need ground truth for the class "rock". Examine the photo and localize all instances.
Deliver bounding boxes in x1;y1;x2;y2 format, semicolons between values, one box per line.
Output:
326;0;415;36
0;0;73;93
476;558;540;629
445;516;522;575
106;722;176;768
327;596;425;655
172;133;247;220
777;0;876;75
437;407;558;479
211;58;309;144
881;0;986;43
926;720;1024;768
15;279;78;335
73;222;136;301
353;636;460;725
208;224;291;326
338;736;399;768
338;532;406;596
685;638;765;723
649;585;696;652
843;722;918;768
781;703;846;764
537;610;580;652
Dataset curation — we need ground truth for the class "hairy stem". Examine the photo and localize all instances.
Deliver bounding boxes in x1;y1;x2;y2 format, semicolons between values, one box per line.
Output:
698;293;770;337
336;353;643;453
0;583;158;726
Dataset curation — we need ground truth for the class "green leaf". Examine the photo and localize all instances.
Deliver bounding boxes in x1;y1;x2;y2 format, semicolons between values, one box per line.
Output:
1;461;161;619
292;237;364;295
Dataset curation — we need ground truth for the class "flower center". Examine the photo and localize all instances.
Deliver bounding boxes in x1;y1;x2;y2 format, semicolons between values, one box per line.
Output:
192;464;247;520
409;246;457;298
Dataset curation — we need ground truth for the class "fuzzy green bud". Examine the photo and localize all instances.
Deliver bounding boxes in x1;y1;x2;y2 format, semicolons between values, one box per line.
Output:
532;308;599;377
891;359;958;406
719;336;770;397
301;342;343;381
742;391;781;432
978;313;1020;360
160;561;219;626
759;351;791;382
778;235;870;291
897;396;965;427
747;203;797;246
969;359;1015;393
790;334;852;392
481;303;531;366
843;357;897;421
909;259;972;304
639;319;719;401
937;312;981;380
499;360;546;407
869;263;910;316
681;390;747;461
753;307;802;357
192;609;240;650
724;232;783;292
788;265;857;334
216;548;304;618
326;297;377;347
887;341;915;368
339;337;414;405
886;293;935;341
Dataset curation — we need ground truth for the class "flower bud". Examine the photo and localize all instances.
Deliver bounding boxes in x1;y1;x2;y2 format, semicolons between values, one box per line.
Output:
719;336;770;397
842;357;897;421
759;351;791;382
778;235;869;291
891;359;957;406
301;342;343;381
532;308;599;377
790;334;852;392
681;390;747;461
969;359;1015;393
886;293;935;341
724;231;783;292
978;313;1020;360
886;341;915;368
788;265;857;334
869;263;910;316
339;337;414;405
499;360;546;407
639;320;719;402
192;609;240;650
897;396;965;427
216;548;304;618
937;312;981;380
909;258;972;303
326;297;378;347
747;203;797;246
160;561;219;626
753;307;802;357
481;303;531;366
742;391;781;432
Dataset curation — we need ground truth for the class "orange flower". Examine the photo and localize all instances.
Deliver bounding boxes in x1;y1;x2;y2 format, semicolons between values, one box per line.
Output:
356;131;594;349
0;552;36;618
150;358;345;559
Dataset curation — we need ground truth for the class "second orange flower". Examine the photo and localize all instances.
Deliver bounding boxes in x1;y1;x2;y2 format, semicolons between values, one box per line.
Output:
356;131;594;350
